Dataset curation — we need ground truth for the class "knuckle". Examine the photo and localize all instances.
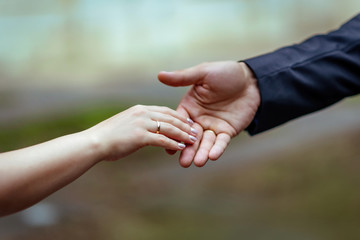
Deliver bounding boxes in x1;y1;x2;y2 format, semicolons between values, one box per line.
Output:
133;118;146;126
167;117;176;125
180;124;191;136
133;104;143;110
132;105;147;116
158;135;168;145
183;124;191;133
182;131;190;139
166;124;178;135
171;119;187;131
160;106;170;112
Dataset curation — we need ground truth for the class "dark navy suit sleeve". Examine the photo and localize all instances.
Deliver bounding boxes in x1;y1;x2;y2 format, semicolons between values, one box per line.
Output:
244;14;360;135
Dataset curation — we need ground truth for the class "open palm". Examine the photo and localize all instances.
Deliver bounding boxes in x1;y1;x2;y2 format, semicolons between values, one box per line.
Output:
158;61;260;167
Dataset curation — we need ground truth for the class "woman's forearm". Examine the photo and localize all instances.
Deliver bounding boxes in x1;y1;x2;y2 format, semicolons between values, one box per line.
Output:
0;105;198;216
0;130;102;217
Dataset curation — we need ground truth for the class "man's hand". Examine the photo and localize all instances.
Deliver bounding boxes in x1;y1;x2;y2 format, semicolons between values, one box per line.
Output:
158;61;260;167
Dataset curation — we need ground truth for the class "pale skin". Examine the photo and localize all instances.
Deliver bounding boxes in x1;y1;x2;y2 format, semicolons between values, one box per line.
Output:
0;105;197;217
158;61;261;168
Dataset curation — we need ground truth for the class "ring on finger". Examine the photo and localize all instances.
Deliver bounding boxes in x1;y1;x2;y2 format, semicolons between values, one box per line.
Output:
205;129;216;135
156;121;161;134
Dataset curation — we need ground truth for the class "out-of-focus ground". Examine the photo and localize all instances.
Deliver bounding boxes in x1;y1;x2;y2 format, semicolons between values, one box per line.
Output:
1;0;360;239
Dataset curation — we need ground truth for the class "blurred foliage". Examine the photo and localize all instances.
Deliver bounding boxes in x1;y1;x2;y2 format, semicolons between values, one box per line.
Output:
0;104;127;152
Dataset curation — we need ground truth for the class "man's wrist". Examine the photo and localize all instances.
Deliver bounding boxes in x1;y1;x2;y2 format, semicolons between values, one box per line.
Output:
239;61;260;107
238;61;257;84
238;61;261;135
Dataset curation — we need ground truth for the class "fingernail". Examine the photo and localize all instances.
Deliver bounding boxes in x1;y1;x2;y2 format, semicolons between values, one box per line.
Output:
178;143;186;149
190;135;197;142
187;118;194;125
191;127;198;135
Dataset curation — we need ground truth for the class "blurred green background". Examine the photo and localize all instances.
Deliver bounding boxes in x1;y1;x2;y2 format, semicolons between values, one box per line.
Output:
1;0;360;239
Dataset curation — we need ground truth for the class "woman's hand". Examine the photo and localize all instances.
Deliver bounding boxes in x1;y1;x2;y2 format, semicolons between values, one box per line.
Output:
0;105;198;216
85;105;199;161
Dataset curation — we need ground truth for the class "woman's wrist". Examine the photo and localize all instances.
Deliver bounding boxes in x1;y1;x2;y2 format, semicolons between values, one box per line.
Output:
76;129;108;164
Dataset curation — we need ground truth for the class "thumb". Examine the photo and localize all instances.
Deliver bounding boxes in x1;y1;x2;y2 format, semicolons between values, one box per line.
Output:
158;65;205;87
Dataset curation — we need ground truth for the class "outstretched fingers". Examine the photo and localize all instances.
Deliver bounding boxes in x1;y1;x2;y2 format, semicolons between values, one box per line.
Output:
146;132;187;151
146;105;192;125
193;130;217;167
151;121;197;145
163;106;192;156
190;132;231;167
209;133;231;161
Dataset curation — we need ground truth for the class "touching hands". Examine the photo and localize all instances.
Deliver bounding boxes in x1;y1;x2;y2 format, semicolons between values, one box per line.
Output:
158;61;260;167
85;105;198;161
0;63;258;216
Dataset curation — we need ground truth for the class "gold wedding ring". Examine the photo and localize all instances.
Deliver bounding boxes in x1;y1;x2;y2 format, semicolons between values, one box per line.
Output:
156;121;161;134
205;129;216;135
